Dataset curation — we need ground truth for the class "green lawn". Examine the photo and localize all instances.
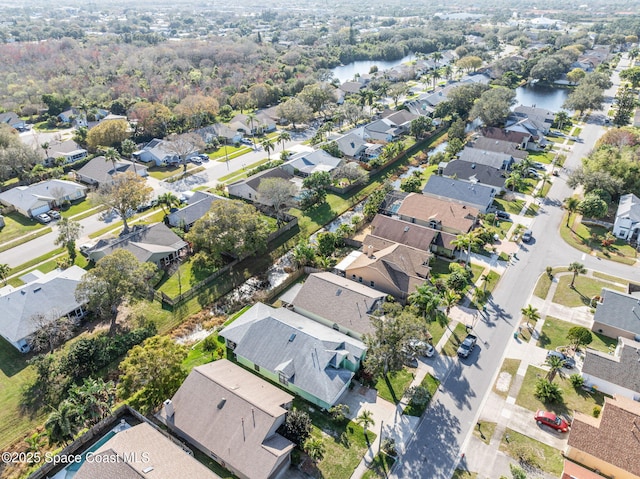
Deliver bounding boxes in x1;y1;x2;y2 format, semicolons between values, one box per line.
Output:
362;453;396;479
88;207;166;239
218;158;272;183
537;316;618;354
494;358;521;398
182;333;226;371
552;274;624;308
591;271;629;286
483;271;500;293
147;164;203;180
492;198;525;215
561;217;637;265
375;368;415;404
527;150;555;164
524;203;539;217
62;198;101;218
452;470;478;479
500;428;564;476
427;319;447;347
0;212;51;247
404;373;439;417
473;420;496;445
516;365;605;418
293;398;374;479
211;144;251;161
441;322;468;357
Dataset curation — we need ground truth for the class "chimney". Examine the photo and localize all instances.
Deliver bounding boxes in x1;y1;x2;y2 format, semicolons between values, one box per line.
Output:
163;399;174;418
367;244;374;258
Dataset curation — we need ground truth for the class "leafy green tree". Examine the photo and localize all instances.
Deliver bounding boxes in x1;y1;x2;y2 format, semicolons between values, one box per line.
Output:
41;93;71;117
510;463;528;479
363;312;417;377
54;218;82;264
568;262;586;288
447;117;467;142
279;408;312;446
409;116;433;140
120;138;137;159
446;83;490;119
578;194;608;219
292;240;316;268
67;378;116;428
563;83;604;115
470;87;516;127
566;68;586;84
186;200;271;268
534;378;563;402
276;98;313;130
117;335;188;414
95;171;153;234
567;326;593;350
75;249;157;333
0;263;10;286
302;170;332;204
86;119;130;152
400;175;422;193
257;177;297;225
316;231;338;258
620;66;640;88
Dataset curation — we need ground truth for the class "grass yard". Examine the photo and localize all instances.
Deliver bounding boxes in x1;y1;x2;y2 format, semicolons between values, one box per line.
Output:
492;198;525;215
494;358;521;398
533;268;567;299
452;470;478;479
7;252;89;287
537;316;618;354
473;420;496;445
516;365;606;417
182;333;226;371
524;203;539;217
500;428;564;476
591;271;629;286
561;217;637;265
62;198;101;218
293;398;374;479
376;368;415;404
0;212;51;247
211;144;252;161
427;318;447;346
552;274;624;308
403;373;440;417
147;165;187;180
442;322;469;357
362;453;396;479
88;207;166;239
527;150;555;164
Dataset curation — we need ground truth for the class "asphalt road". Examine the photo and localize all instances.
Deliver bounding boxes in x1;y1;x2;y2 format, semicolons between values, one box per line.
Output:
391;56;636;478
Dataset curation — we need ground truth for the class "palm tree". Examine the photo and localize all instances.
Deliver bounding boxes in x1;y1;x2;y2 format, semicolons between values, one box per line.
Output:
408;283;441;320
563;197;580;228
431;51;443;67
505;171;525;192
443;64;453;81
45;402;79;445
480;273;490;292
545;354;565;382
356;410;375;435
431;69;442;89
277;131;291;152
261;139;274;159
245;112;257;148
158;192;180;214
41;142;50;160
521;304;540;329
440;288;460;318
0;263;10;285
554;111;570;130
452;230;480;264
101;146;120;173
568;262;586;288
539;172;551;193
304;438;326;463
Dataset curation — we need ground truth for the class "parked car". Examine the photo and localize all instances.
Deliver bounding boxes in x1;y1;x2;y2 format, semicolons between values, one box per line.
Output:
35;213;52;224
546;350;575;369
191;157;202;165
48;210;61;220
522;229;533;243
527;168;540;178
534;410;570;432
457;334;477;358
198;154;209;162
241;138;252;146
532;162;545;170
496;210;510;220
408;339;434;357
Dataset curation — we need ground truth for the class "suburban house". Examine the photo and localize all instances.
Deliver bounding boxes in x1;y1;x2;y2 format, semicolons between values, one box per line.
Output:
167;191;225;230
75;421;222;479
194;123;242;145
457;147;519;171
46;140;88;165
561;461;608;479
442;159;507;190
220;303;366;410
592;288;640;342
229;112;276;135
0;111;26;130
363;119;402;142
336;243;431;302
335;132;369;160
0;266;86;353
339;81;365;96
422;175;497;213
470;136;529;159
87;223;188;268
133;139;179;166
0;179;87;218
74;156;148;186
395;192;479;235
612;193;640;244
565;395;640;479
511;106;555;133
479;127;532;150
380;109;418;134
280;271;386;339
227;168;294;204
281;149;343;177
366;214;457;257
159;360;294;479
582;337;640;401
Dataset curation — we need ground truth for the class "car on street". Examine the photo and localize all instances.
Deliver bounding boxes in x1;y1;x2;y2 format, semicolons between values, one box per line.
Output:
457;334;477;358
546;350;576;369
496;210;510;220
35;213;52;224
522;229;533;243
48;210;61;220
534;410;570;432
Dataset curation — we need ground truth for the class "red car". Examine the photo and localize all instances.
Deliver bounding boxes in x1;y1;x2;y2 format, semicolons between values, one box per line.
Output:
534;410;570;432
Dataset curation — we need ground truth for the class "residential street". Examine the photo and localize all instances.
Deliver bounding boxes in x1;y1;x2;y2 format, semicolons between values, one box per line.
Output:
390;55;636;479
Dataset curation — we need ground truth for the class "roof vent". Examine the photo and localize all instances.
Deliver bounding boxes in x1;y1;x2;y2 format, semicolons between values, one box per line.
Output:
33;287;41;293
404;226;410;232
142;467;154;474
335;289;342;296
217;398;226;409
289;333;296;342
471;163;476;169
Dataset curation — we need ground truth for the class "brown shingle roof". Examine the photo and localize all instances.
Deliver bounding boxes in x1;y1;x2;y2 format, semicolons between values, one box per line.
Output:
568;395;640;476
161;360;293;479
397;193;478;234
479;127;530;144
369;214;437;252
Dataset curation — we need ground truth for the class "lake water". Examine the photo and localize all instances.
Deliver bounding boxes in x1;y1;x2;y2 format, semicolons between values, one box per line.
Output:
331;54;415;84
514;84;570;112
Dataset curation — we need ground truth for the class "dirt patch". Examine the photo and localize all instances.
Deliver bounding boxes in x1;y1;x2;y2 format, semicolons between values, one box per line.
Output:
496;371;512;393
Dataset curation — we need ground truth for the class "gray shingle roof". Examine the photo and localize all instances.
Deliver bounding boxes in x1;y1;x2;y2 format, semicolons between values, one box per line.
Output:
287;272;385;337
582;337;640;394
0;179;86;214
161;359;293;479
76;156;148;185
594;288;640;337
167;191;224;228
0;266;86;345
471;137;528;159
616;193;640;224
422;175;496;212
442;159;507;189
335;132;367;157
236;168;293;191
284;149;342;175
457;147;518;170
220;303;365;408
